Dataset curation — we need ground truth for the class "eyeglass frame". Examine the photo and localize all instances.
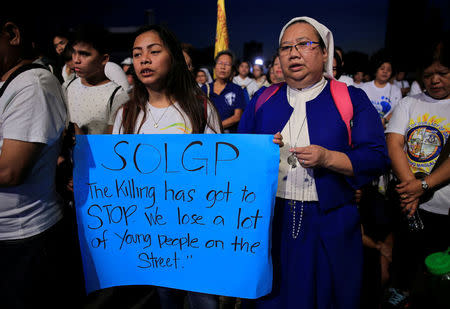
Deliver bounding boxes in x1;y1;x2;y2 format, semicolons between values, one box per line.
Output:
216;61;232;67
278;40;321;55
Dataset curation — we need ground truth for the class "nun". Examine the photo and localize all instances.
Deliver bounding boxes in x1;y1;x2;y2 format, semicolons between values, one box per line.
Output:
238;17;390;308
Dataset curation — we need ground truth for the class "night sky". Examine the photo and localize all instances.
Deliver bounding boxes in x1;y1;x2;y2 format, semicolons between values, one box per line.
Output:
32;0;450;63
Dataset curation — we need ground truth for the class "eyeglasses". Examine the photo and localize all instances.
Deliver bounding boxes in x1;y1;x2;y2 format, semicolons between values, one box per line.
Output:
278;41;320;55
216;62;232;67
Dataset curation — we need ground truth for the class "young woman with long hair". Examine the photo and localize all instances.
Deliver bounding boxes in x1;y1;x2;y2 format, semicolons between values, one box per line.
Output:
112;24;222;309
113;25;221;136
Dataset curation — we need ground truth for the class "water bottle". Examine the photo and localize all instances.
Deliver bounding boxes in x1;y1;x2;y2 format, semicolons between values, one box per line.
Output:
406;210;424;232
424;248;450;308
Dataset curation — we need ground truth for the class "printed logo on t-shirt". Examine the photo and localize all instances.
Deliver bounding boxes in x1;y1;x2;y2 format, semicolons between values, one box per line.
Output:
224;92;236;106
372;96;392;118
406;113;449;174
159;122;192;134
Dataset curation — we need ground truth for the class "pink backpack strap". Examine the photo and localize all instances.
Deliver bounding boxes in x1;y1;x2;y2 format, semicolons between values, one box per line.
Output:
330;79;353;146
255;82;285;113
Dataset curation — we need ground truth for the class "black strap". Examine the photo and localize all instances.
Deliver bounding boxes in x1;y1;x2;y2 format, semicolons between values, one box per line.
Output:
65;79;121;113
64;75;78;90
0;63;47;98
109;86;122;112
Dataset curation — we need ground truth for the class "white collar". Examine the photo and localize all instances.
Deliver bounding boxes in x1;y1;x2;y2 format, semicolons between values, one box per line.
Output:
287;77;327;108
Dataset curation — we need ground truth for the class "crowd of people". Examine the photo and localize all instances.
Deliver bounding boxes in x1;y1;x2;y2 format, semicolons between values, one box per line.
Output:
0;9;449;309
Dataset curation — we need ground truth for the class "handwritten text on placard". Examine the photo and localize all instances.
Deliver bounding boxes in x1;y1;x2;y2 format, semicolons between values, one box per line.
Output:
73;134;279;299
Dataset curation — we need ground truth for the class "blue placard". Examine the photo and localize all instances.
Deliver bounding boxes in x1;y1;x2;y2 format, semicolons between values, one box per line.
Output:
73;134;279;299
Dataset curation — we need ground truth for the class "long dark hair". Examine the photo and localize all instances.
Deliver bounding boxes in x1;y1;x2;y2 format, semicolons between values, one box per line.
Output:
121;25;221;134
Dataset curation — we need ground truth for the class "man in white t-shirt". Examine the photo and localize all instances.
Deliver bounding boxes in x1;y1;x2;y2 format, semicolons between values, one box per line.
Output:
64;24;129;135
0;13;83;308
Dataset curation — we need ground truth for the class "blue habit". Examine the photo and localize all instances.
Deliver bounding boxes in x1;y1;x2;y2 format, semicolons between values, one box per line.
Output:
238;81;390;309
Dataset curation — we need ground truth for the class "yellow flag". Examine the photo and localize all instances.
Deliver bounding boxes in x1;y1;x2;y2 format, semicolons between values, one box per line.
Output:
214;0;229;58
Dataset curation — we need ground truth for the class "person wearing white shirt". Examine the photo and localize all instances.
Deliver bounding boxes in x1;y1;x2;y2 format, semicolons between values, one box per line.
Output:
338;74;354;86
385;37;450;306
252;63;270;89
333;50;353;86
352;70;365;88
407;80;423;96
361;60;402;128
113;24;222;309
0;13;83;308
105;61;130;92
233;60;259;99
393;71;410;97
64;24;129;135
335;46;353;86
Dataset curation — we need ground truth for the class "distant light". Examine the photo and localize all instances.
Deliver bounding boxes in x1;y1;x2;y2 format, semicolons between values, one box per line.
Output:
254;58;263;65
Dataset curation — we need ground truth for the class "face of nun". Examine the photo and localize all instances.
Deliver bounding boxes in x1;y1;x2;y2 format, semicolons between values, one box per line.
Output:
279;22;328;89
